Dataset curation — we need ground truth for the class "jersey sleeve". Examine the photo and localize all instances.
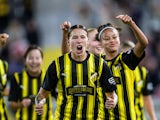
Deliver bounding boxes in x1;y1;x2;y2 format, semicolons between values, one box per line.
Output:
122;49;145;70
143;71;154;95
42;61;58;91
100;61;117;93
8;74;20;102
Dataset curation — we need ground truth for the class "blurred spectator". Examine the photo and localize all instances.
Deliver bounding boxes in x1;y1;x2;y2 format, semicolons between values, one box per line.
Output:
9;0;35;24
0;18;27;60
25;19;40;45
8;39;28;75
0;0;11;32
5;18;26;40
23;0;35;23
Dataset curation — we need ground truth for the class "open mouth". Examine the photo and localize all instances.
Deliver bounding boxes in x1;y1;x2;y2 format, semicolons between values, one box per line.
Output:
77;45;83;50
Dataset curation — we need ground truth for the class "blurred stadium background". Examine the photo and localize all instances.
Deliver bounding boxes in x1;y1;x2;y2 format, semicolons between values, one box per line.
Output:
1;0;160;119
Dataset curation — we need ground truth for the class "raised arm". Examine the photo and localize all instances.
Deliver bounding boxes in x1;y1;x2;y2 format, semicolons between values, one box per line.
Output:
60;21;71;54
116;14;148;57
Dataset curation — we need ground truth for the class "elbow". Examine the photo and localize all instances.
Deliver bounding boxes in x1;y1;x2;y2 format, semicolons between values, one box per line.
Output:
140;38;149;49
9;101;20;112
144;39;149;47
143;37;149;47
9;101;19;112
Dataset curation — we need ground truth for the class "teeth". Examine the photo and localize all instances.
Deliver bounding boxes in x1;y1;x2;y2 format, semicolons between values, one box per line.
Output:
77;45;82;50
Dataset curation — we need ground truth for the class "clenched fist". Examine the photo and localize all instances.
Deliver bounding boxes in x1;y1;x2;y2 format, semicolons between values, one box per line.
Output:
0;33;9;47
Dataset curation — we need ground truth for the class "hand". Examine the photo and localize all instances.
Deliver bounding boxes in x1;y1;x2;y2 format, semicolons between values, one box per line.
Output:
116;14;134;25
60;21;71;31
21;98;31;107
0;33;9;47
35;104;44;115
105;92;118;109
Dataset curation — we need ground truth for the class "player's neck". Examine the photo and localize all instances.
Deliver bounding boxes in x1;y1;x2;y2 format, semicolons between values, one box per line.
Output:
105;50;118;60
71;52;87;62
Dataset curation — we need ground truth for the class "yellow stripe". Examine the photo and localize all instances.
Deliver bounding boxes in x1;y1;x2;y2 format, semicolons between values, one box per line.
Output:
0;98;3;118
47;95;54;120
55;56;64;118
14;73;20;84
0;60;7;86
112;64;126;120
64;54;73;118
32;78;37;95
134;66;147;120
108;54;136;120
32;78;37;120
22;71;29;120
76;63;83;118
87;54;95;119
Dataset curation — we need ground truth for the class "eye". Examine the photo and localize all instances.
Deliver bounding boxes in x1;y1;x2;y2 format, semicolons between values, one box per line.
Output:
72;36;78;39
103;37;110;41
81;35;86;39
113;36;117;39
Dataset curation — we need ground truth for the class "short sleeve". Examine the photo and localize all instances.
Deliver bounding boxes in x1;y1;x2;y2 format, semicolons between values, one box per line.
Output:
100;61;117;93
143;71;154;95
8;74;20;101
122;49;145;70
42;61;58;91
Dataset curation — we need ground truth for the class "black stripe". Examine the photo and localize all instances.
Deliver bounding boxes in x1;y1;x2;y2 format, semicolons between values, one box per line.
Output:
120;62;131;120
81;60;88;119
138;102;144;120
2;99;8;120
136;67;144;120
71;61;78;120
2;60;8;73
94;55;99;119
139;67;143;80
109;59;120;119
59;56;67;120
94;55;99;86
19;73;23;120
27;73;32;119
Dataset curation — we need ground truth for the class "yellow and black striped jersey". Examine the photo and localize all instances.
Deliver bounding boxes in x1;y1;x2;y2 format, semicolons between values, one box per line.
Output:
102;49;145;120
134;66;153;120
8;70;53;120
0;59;8;120
42;52;116;120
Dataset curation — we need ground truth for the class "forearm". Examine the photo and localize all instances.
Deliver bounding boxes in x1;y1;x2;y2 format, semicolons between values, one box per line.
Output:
143;95;157;120
130;22;148;49
9;101;23;112
35;87;49;104
61;30;70;54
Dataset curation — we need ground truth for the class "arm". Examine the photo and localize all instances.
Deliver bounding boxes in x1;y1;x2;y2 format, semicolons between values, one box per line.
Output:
116;14;148;57
143;95;157;120
100;60;117;109
60;21;71;54
35;87;50;115
0;33;9;48
9;74;32;112
35;62;58;115
9;99;31;112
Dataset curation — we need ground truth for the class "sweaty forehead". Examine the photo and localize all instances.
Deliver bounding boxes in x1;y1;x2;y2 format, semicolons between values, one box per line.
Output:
70;28;88;36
